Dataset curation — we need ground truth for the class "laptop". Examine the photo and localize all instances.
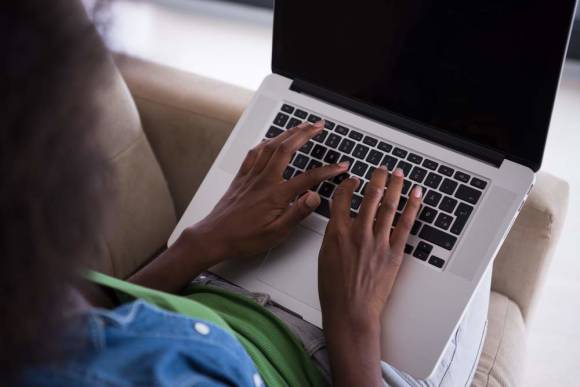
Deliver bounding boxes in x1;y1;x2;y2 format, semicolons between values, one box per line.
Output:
169;0;578;379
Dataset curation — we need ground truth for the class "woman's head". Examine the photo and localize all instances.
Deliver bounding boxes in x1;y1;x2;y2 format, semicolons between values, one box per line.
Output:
1;0;112;377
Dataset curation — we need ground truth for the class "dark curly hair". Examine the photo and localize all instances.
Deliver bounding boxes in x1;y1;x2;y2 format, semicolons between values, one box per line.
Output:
0;0;112;381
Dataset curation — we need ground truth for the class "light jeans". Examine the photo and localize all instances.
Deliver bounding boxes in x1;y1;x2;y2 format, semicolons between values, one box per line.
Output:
193;268;491;387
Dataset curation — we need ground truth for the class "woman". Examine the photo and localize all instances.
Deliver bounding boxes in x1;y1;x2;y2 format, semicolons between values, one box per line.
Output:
1;0;489;386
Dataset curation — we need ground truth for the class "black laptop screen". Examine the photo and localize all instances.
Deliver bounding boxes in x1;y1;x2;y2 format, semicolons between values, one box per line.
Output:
272;0;577;170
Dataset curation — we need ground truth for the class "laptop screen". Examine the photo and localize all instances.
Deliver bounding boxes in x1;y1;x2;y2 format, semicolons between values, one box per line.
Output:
272;0;577;170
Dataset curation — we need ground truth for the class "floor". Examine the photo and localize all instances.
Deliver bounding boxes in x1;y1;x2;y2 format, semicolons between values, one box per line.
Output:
104;0;580;384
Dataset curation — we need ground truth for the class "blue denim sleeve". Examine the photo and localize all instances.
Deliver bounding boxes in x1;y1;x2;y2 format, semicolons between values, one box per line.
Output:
21;300;264;387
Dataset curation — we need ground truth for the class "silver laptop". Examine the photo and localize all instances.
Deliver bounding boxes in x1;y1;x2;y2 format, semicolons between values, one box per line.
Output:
169;0;578;379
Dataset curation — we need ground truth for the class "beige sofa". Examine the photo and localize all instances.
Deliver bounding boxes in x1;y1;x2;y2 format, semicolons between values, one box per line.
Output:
96;53;569;386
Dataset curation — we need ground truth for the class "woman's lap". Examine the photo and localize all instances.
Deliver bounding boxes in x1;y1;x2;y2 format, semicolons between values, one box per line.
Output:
192;268;491;387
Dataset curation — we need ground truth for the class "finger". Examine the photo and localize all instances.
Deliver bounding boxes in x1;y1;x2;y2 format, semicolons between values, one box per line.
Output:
355;165;388;229
251;123;307;175
330;177;359;225
284;161;350;198
273;191;321;230
375;168;405;236
236;146;261;177
390;185;422;253
262;120;325;178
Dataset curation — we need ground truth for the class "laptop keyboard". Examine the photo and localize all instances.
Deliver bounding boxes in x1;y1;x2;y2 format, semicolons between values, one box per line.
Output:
265;103;489;270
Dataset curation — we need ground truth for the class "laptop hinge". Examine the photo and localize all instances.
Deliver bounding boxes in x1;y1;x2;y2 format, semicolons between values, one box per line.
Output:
290;78;505;168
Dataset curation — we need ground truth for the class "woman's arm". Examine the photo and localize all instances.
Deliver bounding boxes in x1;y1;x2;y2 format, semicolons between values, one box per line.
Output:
318;167;422;386
128;121;349;293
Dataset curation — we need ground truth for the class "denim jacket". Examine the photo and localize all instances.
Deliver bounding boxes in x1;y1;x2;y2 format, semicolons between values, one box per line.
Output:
22;300;263;387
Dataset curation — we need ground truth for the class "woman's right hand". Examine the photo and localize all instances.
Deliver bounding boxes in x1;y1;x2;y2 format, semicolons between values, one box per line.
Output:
317;166;422;386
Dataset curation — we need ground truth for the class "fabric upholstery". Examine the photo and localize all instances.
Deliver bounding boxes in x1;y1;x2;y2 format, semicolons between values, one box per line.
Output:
114;55;252;217
471;292;527;387
491;172;569;322
92;55;176;278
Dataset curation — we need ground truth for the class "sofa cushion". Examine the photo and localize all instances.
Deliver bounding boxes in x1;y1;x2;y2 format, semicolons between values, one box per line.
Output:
471;292;526;387
92;54;176;278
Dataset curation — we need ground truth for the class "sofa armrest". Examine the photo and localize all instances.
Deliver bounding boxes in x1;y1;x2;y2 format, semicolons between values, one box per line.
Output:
115;54;253;217
491;171;569;322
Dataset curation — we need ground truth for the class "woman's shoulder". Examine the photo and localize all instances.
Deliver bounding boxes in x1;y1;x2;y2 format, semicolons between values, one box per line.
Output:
20;300;262;387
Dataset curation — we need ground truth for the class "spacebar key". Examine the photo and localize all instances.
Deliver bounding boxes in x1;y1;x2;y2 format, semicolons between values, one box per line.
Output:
314;198;331;218
419;225;457;250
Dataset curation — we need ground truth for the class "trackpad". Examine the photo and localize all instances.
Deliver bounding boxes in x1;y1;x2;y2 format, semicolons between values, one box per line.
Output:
257;225;322;310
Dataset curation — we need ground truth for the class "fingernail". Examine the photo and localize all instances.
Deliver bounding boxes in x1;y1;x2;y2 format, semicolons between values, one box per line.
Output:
413;186;422;198
338;161;350;169
393;168;404;177
314;120;325;128
305;192;321;209
379;165;387;171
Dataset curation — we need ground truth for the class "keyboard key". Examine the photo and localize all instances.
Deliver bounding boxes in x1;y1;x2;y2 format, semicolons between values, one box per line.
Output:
393;147;408;158
281;104;294;114
438;165;454;176
333;172;350;185
283;166;295;180
405;244;414;254
293;169;303;177
349;130;363;141
434;213;453;230
378;141;393;153
286;117;301;129
366;149;384;165
324;150;340;164
338;138;355;153
300;140;314;154
422;159;438;170
439;196;458;213
339;155;355;170
424;190;442;207
312;130;328;143
325;133;342;148
470;177;487;190
455;184;482;204
440;178;458;195
419;206;438;223
363;136;378;147
295;109;308;119
353;144;370;159
411;220;422;235
397;160;413;176
351;161;369;177
424;172;442;189
454;171;470;183
318;182;336;198
307;159;322;170
359;182;368;194
429;256;445;268
450;203;474;235
315;198;331;218
307;113;321;123
335;125;349;135
397;196;408;211
274;112;289;127
324;120;336;130
365;166;376;180
413;241;433;261
402;179;412;195
311;144;327;160
407;153;423;164
419;225;457;250
351;194;363;210
409;166;427;183
381;155;398;171
292;153;309;169
266;126;283;138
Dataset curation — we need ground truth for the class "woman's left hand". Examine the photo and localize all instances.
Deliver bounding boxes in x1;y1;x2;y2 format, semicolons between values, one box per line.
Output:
186;120;349;263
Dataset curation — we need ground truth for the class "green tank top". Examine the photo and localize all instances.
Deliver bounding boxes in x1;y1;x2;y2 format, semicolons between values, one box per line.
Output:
87;271;328;387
